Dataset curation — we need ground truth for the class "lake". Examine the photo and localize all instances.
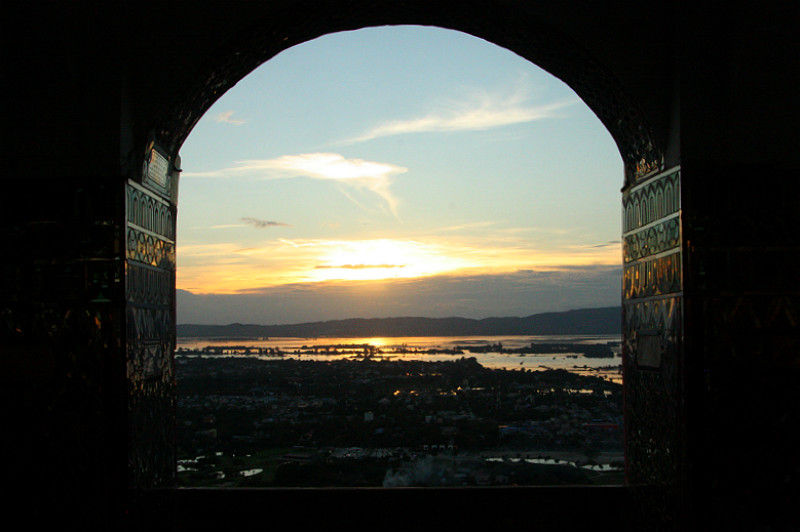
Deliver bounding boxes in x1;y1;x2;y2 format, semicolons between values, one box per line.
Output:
177;334;623;383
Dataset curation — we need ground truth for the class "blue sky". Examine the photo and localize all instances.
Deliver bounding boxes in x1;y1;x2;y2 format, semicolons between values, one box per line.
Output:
176;25;623;324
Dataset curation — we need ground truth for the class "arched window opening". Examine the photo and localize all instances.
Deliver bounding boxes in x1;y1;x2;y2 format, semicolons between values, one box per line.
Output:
173;26;624;489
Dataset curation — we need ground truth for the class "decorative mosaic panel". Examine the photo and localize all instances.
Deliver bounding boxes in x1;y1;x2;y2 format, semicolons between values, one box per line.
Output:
622;166;684;489
127;184;175;240
623;168;682;299
126;306;173;378
623;170;680;233
127;263;172;308
125;176;177;488
624;297;682;373
126;226;175;269
623;217;681;264
623;251;682;299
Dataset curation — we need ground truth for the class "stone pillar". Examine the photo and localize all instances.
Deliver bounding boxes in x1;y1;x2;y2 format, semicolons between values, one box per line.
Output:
125;146;181;488
621;165;685;528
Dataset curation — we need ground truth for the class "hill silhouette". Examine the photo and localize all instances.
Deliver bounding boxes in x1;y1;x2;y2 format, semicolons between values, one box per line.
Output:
177;306;621;338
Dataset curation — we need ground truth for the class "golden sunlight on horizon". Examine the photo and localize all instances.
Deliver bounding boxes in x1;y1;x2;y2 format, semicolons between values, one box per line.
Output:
175;25;625;316
177;237;621;294
307;239;471;282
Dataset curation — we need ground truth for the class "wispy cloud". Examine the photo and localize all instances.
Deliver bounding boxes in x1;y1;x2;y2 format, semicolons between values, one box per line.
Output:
264;153;405;181
343;86;578;144
588;240;621;248
215;110;246;125
183;153;407;217
241;217;290;229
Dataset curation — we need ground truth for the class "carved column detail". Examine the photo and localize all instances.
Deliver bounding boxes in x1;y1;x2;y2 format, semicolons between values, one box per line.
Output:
125;147;180;488
622;166;684;488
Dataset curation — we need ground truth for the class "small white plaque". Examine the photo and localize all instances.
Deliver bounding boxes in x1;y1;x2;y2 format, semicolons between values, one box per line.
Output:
147;150;169;188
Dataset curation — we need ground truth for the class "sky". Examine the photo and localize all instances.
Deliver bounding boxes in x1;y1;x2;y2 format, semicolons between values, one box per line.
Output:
176;25;624;325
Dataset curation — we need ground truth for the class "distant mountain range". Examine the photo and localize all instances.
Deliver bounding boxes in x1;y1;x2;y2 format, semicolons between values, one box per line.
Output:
177;306;621;338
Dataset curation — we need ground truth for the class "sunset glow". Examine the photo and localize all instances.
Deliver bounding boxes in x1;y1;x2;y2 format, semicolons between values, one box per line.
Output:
176;26;623;321
177;236;621;294
308;239;472;282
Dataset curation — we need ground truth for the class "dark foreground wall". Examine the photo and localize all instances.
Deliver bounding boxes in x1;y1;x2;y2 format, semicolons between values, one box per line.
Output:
1;2;798;530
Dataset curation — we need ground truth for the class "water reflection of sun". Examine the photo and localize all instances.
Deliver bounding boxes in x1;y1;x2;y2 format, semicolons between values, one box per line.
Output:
365;337;393;348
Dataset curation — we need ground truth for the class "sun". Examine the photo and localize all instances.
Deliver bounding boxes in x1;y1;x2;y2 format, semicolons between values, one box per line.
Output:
307;239;472;282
